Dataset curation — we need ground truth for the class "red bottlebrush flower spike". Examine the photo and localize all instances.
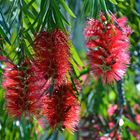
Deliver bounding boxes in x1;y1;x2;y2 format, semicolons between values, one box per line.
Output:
84;14;131;84
2;60;43;118
41;83;80;133
33;29;70;88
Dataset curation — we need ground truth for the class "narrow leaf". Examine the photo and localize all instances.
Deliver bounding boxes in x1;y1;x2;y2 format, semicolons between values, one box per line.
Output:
100;0;109;16
0;27;11;45
93;0;99;18
70;44;84;67
60;0;76;18
109;0;118;5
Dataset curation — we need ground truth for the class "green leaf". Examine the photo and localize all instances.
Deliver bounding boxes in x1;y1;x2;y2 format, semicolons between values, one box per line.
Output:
24;14;39;33
79;67;89;78
52;1;65;30
109;0;118;5
23;32;33;45
58;10;70;26
121;126;131;139
93;0;99;18
70;58;80;77
123;116;140;132
99;0;109;16
70;44;84;67
36;0;48;32
0;26;11;45
52;0;70;28
22;0;36;11
64;131;76;140
60;0;76;18
41;5;51;30
0;9;11;36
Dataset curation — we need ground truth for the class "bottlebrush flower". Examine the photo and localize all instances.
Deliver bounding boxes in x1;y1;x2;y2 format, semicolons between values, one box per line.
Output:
99;136;107;140
108;122;121;140
41;83;80;133
84;14;131;84
33;29;70;89
135;114;140;125
2;60;43;118
107;104;118;117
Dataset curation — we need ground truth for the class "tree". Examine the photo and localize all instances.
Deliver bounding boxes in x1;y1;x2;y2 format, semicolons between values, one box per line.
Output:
0;0;140;139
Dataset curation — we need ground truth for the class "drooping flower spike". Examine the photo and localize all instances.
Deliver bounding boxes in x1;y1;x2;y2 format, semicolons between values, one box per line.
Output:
84;13;131;84
33;29;70;89
2;60;43;118
41;82;80;133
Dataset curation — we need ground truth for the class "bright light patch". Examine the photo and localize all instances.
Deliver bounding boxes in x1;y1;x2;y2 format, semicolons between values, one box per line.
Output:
136;83;140;91
119;118;124;126
16;120;20;126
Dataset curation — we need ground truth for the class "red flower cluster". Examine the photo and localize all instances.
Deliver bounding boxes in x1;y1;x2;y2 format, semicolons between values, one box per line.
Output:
41;83;80;133
33;29;70;88
84;14;131;83
2;28;80;132
2;60;42;118
108;122;121;140
33;29;80;132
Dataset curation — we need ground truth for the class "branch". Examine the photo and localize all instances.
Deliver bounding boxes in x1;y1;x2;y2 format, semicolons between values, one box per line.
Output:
117;80;126;107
